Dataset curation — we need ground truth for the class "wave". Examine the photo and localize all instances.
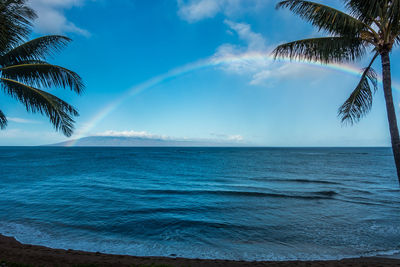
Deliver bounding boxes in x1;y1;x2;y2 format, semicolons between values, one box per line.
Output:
79;182;339;200
145;189;338;200
1;220;399;262
114;206;226;216
364;249;400;258
338;199;387;207
263;178;341;185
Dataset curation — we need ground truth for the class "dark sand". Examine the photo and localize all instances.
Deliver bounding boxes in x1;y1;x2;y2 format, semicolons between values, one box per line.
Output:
0;234;399;266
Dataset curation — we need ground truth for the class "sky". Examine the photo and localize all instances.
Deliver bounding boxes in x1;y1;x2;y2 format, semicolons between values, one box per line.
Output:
0;0;400;146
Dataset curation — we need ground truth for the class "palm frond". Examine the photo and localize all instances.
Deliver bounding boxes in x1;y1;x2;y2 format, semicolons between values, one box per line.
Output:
338;52;379;124
0;78;79;136
276;0;368;36
0;36;71;66
344;0;384;24
388;0;400;37
0;0;36;51
396;35;400;46
2;63;84;94
0;109;7;129
345;0;400;40
272;37;366;63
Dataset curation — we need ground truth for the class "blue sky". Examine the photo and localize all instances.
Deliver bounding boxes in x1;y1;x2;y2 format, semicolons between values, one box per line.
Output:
0;0;399;146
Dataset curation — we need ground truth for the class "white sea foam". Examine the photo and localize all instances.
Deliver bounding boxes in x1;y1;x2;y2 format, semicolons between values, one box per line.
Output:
1;221;399;261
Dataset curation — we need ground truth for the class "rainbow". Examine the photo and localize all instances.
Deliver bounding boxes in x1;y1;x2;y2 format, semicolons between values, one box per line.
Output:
65;52;400;146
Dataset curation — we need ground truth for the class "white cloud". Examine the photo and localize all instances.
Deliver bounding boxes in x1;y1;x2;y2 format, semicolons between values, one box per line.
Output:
210;20;317;86
7;117;41;124
28;0;90;36
224;19;265;50
227;134;243;141
177;0;270;22
249;64;316;85
210;133;244;142
211;20;270;84
178;1;312;85
94;130;170;140
177;0;220;22
96;130;244;143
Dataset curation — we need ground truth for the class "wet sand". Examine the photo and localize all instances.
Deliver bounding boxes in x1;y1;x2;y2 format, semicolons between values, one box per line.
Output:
0;234;399;266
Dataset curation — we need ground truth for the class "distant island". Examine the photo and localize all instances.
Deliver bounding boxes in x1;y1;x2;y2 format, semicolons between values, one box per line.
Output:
47;136;247;147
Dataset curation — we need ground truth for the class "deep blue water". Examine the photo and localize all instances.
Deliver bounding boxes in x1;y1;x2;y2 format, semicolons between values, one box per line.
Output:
0;147;399;260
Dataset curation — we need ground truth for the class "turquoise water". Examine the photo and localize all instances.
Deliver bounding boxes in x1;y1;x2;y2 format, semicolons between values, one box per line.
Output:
0;147;399;260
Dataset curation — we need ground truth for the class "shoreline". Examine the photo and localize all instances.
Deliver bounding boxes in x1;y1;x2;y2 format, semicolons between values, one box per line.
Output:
1;234;400;266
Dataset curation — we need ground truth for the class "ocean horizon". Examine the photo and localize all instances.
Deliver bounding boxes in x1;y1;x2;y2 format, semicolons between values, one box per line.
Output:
45;147;395;149
1;146;399;261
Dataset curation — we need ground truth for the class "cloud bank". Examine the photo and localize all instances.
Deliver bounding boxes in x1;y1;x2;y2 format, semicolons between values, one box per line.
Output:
95;130;244;143
94;130;169;140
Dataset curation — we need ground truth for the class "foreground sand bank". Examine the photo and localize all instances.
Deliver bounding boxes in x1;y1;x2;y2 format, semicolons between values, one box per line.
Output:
1;234;399;266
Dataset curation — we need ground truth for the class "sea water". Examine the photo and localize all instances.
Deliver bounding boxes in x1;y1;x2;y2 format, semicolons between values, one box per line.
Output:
0;147;399;260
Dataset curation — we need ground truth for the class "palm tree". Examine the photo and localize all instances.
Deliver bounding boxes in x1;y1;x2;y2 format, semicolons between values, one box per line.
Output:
273;0;400;183
0;0;83;136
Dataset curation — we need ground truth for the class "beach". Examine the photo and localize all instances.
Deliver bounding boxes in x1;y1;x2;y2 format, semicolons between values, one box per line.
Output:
1;234;399;266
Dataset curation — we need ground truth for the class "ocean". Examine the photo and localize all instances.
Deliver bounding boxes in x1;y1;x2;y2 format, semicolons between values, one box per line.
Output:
0;147;399;261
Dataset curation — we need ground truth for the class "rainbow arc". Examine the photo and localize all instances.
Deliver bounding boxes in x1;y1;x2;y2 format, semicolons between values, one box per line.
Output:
65;52;399;146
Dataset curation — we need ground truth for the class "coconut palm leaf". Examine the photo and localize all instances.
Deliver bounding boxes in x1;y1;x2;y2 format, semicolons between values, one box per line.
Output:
0;0;83;137
276;0;369;36
0;78;79;136
0;36;71;66
346;0;400;39
2;63;84;94
273;37;366;63
0;109;7;129
387;0;400;36
344;0;385;24
338;53;379;124
396;35;400;45
0;0;36;51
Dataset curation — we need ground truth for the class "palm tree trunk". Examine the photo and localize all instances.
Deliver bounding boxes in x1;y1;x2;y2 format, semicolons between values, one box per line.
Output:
381;51;400;184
